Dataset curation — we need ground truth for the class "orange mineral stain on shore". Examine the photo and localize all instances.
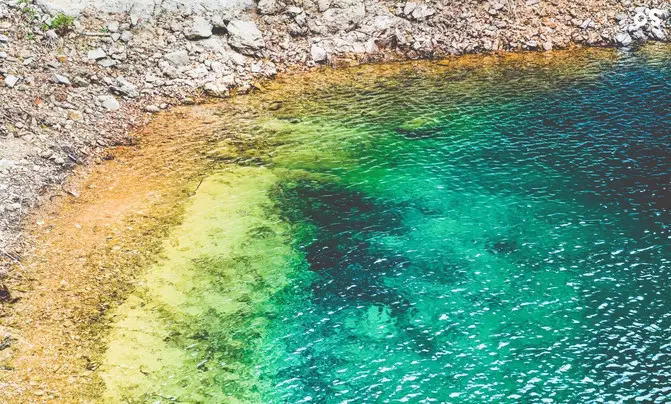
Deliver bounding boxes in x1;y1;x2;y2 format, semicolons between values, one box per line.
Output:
0;106;223;401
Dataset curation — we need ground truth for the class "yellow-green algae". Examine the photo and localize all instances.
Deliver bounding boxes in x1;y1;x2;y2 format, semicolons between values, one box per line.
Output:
100;166;306;402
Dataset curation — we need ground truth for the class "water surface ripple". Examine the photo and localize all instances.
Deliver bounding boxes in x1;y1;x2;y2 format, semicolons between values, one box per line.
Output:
102;48;671;403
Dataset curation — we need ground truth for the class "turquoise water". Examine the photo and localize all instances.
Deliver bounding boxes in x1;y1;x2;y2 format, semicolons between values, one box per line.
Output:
101;48;671;403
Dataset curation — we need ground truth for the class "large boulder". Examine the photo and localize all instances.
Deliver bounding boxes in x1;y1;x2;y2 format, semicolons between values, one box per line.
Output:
226;20;265;56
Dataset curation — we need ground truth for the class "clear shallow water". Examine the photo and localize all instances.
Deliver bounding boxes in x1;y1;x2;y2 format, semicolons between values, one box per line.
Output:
101;48;671;403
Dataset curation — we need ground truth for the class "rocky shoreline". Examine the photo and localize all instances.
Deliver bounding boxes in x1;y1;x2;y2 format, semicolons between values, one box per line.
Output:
0;0;669;278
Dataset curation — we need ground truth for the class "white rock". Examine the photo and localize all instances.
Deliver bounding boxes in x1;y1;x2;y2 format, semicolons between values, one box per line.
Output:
4;75;19;88
45;29;59;40
98;58;117;67
52;73;71;85
321;1;366;32
258;0;278;15
0;159;16;171
145;105;160;112
87;48;106;60
112;77;138;98
286;6;303;15
164;50;190;67
650;27;666;40
203;80;229;97
615;32;633;46
0;34;9;43
310;44;327;62
107;21;119;32
101;96;120;111
120;30;133;42
226;20;265;56
184;16;213;39
35;0;254;21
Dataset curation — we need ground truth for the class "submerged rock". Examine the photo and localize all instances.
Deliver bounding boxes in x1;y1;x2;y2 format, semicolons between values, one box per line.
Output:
396;116;441;139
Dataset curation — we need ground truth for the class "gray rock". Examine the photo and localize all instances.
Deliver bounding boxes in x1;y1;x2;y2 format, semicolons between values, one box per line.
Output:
164;50;190;67
632;29;646;40
45;30;58;40
73;76;89;87
310;44;327;62
98;58;117;67
321;1;366;32
101;96;120;111
184;16;213;40
650;27;666;40
615;32;633;46
145;105;160;113
4;75;19;88
111;77;138;98
227;20;265;56
0;34;8;42
0;52;7;59
87;48;107;60
52;73;71;85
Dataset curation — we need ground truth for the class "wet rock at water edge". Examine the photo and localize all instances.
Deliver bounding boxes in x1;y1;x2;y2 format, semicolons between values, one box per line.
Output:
616;33;633;46
311;44;328;63
268;100;283;111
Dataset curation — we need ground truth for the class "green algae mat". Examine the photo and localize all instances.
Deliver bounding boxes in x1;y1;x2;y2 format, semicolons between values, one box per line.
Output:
98;47;671;402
